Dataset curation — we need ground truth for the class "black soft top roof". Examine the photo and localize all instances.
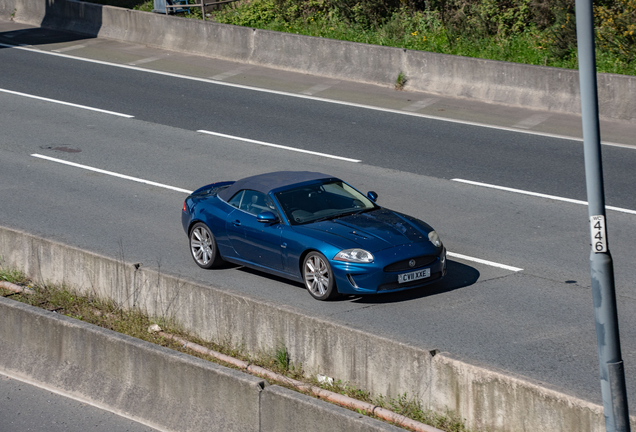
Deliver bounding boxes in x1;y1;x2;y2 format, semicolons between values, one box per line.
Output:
217;171;335;201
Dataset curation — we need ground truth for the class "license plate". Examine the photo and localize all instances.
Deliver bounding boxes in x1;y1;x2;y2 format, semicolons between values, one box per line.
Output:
398;268;431;284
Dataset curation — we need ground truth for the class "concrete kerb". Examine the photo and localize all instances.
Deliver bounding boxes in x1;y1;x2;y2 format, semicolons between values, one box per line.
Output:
4;0;636;122
2;226;636;431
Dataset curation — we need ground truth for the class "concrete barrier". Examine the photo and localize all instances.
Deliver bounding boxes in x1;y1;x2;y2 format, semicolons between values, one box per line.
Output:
0;297;406;432
2;0;635;122
261;385;405;432
2;227;635;431
0;296;266;432
431;353;612;432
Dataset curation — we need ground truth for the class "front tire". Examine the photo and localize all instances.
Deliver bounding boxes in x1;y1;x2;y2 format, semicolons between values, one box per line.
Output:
303;252;337;300
189;222;223;269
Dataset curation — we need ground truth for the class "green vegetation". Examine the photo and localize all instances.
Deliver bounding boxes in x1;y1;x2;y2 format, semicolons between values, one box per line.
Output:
395;71;407;90
378;393;470;432
118;0;635;75
0;268;473;432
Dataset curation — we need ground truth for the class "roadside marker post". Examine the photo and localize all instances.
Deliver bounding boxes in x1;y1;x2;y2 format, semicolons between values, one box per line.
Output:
575;1;630;431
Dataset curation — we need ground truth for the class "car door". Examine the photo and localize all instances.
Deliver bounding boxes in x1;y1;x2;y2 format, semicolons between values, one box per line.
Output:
225;190;284;271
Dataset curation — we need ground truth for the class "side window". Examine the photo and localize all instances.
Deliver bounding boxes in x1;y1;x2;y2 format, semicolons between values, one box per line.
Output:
240;190;278;216
228;190;244;208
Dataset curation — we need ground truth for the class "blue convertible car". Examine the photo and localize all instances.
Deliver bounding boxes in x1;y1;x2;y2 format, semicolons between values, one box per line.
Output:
182;171;446;300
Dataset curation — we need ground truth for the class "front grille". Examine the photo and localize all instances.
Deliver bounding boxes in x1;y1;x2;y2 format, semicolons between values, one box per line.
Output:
378;272;442;292
383;255;438;273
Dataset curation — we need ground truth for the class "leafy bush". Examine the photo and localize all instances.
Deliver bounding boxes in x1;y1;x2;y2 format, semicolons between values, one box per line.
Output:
217;0;280;26
595;0;636;63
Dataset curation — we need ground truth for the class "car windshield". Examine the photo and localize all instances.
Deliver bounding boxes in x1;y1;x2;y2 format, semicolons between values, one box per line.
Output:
275;181;377;225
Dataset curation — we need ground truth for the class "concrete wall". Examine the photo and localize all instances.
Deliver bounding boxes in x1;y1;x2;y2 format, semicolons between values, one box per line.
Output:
0;296;404;432
0;296;266;432
0;0;14;18
2;226;636;432
2;0;635;122
260;385;404;432
431;353;611;432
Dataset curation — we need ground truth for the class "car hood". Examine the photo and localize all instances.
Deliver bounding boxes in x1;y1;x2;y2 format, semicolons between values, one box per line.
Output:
294;208;435;252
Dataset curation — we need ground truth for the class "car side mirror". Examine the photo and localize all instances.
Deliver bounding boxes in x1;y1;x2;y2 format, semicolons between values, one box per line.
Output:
367;191;378;202
257;211;279;224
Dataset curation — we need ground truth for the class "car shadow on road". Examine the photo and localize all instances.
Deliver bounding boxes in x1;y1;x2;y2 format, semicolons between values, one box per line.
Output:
237;259;479;304
344;260;480;304
236;265;306;287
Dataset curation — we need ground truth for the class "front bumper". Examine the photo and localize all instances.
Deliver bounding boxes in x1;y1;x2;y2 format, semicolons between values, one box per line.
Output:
331;244;447;295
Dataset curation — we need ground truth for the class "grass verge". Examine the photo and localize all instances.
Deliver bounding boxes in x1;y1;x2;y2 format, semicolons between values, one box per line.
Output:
0;267;472;432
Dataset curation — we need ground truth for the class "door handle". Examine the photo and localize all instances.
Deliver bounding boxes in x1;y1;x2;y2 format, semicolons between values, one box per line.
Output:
233;220;241;227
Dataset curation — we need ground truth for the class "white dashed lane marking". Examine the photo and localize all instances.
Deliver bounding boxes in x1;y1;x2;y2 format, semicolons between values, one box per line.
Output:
197;129;362;163
446;252;523;272
31;154;193;194
0;88;134;118
452;178;636;215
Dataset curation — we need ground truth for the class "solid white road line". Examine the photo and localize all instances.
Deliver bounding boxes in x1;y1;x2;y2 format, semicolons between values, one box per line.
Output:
0;88;134;118
446;252;524;272
452;178;636;215
31;154;193;194
30;154;521;271
3;42;632;149
197;130;362;163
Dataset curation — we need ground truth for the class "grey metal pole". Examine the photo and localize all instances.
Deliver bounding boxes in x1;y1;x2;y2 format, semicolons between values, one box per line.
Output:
574;1;630;431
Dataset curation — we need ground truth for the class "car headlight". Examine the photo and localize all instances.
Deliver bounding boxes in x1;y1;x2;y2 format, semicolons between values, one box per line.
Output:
428;230;442;248
334;249;374;263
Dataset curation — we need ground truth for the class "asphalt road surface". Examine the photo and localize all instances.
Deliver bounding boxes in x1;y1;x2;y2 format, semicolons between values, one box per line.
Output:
0;374;160;432
1;20;636;415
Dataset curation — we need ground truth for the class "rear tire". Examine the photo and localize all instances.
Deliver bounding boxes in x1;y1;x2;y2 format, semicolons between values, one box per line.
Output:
189;222;223;269
303;252;337;300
